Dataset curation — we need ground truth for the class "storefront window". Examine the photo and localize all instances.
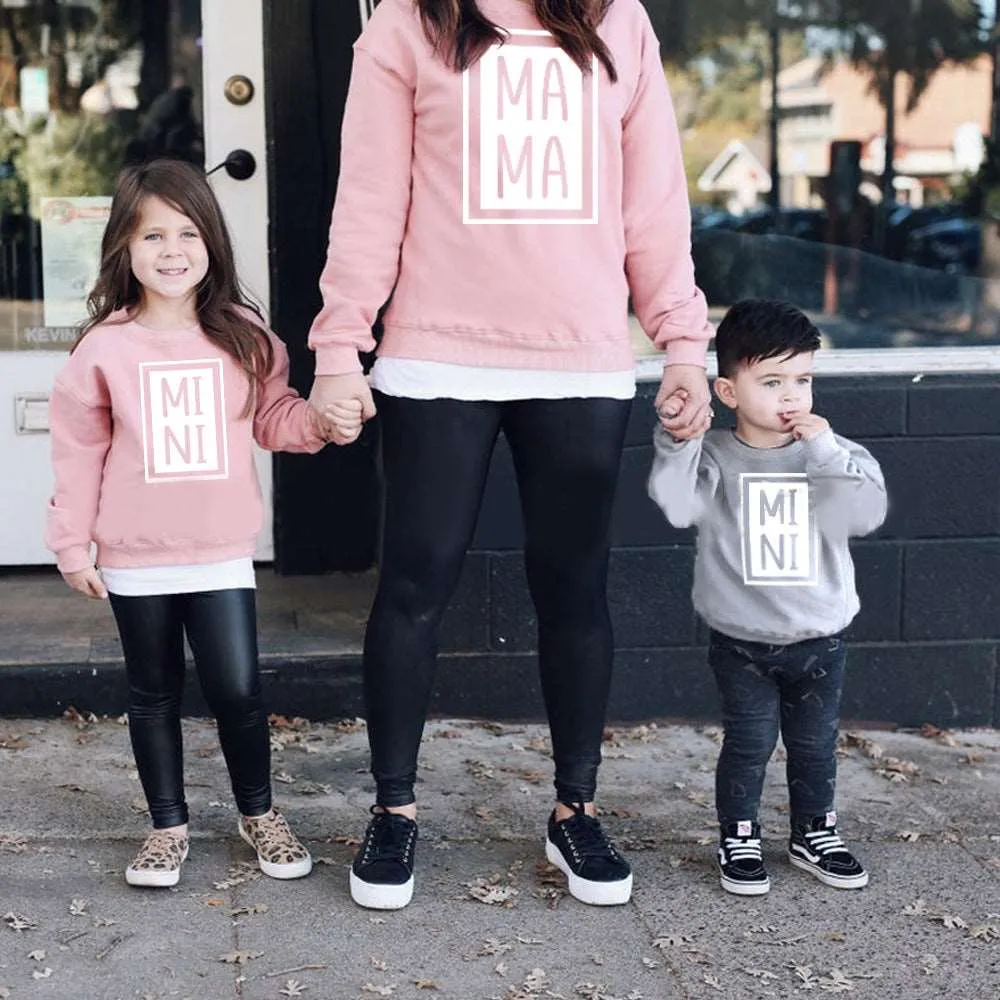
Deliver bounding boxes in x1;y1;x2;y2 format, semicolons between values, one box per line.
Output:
0;0;202;352
630;0;1000;362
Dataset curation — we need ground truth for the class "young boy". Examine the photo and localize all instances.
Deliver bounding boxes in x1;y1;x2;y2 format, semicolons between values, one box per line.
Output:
647;299;887;896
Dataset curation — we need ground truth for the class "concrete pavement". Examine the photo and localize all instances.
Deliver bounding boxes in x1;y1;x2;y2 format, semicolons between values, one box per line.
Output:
1;715;998;1000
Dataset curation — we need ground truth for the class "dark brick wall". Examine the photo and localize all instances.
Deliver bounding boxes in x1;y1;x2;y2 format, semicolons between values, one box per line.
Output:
438;374;1000;728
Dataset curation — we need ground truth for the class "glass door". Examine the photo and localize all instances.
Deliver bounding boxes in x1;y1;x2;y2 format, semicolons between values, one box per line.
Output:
0;0;270;564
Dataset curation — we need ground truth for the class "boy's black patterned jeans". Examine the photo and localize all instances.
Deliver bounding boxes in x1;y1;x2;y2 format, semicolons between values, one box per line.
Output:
708;628;847;829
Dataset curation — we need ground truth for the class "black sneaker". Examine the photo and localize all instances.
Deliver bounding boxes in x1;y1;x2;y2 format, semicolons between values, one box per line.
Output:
718;820;770;896
349;808;418;910
788;812;868;890
545;802;632;906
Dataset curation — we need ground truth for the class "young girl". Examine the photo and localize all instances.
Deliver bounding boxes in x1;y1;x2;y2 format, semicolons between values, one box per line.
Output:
45;158;358;888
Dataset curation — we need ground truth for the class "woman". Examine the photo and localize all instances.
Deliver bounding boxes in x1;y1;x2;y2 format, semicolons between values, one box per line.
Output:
308;0;712;910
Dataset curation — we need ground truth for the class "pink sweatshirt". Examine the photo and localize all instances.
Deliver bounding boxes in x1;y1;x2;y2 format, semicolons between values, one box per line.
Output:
309;0;710;376
45;315;325;574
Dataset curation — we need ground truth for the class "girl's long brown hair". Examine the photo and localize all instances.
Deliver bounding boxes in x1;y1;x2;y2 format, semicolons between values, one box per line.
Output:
418;0;617;82
77;158;273;416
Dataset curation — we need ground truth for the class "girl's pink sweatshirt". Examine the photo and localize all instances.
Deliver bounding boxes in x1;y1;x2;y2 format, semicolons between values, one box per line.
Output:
45;316;325;575
308;0;711;376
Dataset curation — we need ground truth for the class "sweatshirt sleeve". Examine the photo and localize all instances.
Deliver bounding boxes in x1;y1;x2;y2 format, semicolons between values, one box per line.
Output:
621;8;712;369
647;427;720;528
307;20;417;376
804;429;887;537
45;377;112;574
253;331;327;454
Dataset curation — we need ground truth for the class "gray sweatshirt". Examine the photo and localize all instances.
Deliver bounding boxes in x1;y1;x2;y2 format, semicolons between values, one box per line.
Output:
647;426;887;645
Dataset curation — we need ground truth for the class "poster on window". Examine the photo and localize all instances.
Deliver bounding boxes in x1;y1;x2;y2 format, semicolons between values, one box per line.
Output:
40;196;112;328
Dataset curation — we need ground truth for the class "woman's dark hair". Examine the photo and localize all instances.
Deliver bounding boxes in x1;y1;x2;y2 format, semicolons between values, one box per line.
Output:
715;299;821;378
78;158;272;417
418;0;617;82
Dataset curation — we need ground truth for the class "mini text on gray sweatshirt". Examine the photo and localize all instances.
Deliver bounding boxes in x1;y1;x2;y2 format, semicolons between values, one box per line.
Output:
647;426;887;645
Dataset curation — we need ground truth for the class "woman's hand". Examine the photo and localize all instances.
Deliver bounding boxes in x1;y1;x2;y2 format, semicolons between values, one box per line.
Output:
308;373;376;426
655;365;711;440
63;566;108;600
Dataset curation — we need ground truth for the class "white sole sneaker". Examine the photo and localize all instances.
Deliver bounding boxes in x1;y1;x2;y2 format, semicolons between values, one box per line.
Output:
545;839;633;906
720;871;771;895
125;843;189;888
349;868;414;910
789;852;869;889
238;823;313;880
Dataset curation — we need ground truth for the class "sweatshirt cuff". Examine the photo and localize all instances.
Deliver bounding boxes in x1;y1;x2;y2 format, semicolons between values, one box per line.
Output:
312;344;365;377
653;425;700;451
662;337;709;368
803;427;842;464
56;545;94;575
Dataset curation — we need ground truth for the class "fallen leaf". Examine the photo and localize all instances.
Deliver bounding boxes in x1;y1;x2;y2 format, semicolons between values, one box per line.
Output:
92;917;116;928
652;934;691;949
218;950;264;965
28;949;46;961
69;898;88;916
641;957;660;969
279;981;307;997
32;968;53;980
413;981;440;991
0;737;29;750
920;954;939;975
371;958;388;971
204;898;226;907
3;912;36;932
360;985;395;996
231;903;269;917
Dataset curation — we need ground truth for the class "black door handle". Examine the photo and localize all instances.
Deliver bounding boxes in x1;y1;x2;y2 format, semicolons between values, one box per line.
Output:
206;149;256;181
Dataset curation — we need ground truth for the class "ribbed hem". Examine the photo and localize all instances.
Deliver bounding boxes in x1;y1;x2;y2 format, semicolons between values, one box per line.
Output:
96;539;256;570
699;612;858;647
380;324;637;372
313;345;365;376
55;545;95;575
663;337;710;368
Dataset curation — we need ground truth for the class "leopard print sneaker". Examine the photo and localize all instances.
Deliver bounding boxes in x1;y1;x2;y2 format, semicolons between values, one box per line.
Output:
238;808;313;879
125;828;189;888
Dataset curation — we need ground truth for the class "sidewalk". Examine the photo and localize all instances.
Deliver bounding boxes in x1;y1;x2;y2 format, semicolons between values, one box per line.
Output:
1;715;998;1000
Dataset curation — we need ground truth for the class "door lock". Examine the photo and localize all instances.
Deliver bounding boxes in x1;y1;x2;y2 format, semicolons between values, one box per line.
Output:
224;74;255;106
207;149;257;181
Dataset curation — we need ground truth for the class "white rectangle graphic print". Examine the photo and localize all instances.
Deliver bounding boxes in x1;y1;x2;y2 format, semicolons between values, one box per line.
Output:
739;473;817;586
140;359;229;483
464;33;597;224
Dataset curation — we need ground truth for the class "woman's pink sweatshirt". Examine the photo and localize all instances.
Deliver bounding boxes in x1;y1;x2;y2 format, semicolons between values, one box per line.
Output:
45;316;325;574
308;0;711;376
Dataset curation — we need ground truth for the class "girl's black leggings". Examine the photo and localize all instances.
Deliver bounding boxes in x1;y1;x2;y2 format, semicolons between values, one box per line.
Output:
109;588;271;828
366;392;633;808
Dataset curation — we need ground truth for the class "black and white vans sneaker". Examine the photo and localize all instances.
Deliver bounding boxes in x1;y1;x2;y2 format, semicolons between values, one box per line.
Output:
788;812;868;890
349;808;418;910
718;820;770;896
545;802;633;906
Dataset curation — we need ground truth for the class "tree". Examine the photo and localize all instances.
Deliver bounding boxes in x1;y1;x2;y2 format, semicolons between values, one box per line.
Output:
824;0;983;243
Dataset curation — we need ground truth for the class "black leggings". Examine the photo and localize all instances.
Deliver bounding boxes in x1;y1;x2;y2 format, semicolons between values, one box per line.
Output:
109;589;271;828
366;392;632;807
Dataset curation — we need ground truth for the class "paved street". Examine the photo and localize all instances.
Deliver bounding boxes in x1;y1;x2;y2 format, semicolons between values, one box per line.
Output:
1;715;998;999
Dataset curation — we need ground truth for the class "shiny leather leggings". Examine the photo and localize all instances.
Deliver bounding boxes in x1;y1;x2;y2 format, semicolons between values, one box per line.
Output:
366;392;633;808
109;589;271;827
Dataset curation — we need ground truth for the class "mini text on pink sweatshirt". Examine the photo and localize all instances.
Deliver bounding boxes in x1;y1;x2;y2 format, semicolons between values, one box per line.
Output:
46;316;325;574
308;0;711;376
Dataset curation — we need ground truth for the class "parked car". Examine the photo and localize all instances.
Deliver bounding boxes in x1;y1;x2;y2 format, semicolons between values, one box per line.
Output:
904;217;980;275
884;202;966;260
733;207;828;242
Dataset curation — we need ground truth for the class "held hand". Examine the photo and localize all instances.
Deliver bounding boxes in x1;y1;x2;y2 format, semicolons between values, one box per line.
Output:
318;399;365;446
655;365;712;440
783;411;829;442
308;373;376;423
63;566;108;600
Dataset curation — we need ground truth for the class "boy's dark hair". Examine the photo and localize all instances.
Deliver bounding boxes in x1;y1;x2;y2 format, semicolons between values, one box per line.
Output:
714;299;821;378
